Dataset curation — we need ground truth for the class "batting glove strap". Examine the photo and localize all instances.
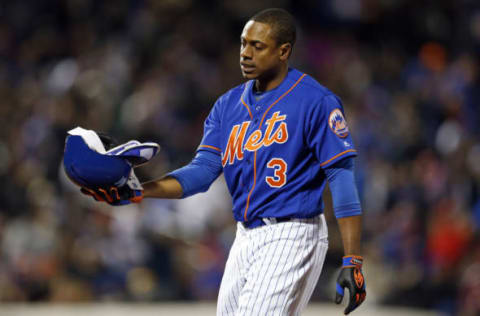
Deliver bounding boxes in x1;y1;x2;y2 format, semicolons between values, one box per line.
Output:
129;189;144;203
342;255;363;268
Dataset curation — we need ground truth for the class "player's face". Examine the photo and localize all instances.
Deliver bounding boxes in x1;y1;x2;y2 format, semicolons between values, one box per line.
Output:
240;21;285;82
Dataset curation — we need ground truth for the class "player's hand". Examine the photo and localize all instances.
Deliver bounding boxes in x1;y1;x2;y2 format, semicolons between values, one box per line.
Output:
80;185;143;206
335;255;366;314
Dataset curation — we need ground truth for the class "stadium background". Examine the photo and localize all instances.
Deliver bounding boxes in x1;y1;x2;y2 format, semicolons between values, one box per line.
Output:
0;0;479;315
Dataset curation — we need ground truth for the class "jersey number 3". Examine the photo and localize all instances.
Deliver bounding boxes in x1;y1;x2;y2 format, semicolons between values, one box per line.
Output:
266;158;287;188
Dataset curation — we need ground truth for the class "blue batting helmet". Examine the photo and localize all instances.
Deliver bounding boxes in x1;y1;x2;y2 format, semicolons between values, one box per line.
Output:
63;134;132;188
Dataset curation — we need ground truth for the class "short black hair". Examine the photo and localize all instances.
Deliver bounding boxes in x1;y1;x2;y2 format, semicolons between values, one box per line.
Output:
250;8;296;48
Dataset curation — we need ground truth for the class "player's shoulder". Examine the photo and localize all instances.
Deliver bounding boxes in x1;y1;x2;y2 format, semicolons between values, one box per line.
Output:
290;68;342;108
214;83;245;107
293;69;336;99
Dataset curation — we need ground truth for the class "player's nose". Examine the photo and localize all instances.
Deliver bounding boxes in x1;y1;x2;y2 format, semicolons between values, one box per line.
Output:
240;45;253;59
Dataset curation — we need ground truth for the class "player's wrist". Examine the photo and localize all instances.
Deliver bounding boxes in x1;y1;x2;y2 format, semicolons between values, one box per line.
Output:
342;255;363;268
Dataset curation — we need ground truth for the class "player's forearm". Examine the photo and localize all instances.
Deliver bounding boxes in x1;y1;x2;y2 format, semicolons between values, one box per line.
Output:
337;215;362;255
142;176;183;199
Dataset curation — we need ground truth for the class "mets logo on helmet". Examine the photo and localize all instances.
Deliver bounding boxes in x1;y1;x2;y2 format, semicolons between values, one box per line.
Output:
328;109;349;138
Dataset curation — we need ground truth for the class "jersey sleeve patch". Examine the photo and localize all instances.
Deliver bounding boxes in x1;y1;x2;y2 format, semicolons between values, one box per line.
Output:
328;108;349;138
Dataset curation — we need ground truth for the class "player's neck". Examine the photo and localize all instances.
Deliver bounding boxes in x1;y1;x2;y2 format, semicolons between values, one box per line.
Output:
255;64;289;92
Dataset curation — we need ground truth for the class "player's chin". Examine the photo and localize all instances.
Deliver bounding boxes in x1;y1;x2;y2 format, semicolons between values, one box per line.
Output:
241;70;258;79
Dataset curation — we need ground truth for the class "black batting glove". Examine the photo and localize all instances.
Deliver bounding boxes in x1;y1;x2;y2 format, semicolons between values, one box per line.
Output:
80;185;143;206
335;255;366;314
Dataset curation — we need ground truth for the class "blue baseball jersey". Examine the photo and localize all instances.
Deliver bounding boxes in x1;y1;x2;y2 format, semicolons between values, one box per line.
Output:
197;68;357;223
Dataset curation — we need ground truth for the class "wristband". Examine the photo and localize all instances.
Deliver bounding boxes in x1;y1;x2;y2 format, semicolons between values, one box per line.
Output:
130;190;144;203
342;255;363;268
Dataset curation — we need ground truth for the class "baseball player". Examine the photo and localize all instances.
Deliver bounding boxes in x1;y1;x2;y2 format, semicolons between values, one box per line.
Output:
79;8;366;315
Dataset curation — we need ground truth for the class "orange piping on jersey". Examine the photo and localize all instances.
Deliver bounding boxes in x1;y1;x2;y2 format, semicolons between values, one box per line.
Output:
259;74;306;126
319;149;357;167
243;73;307;221
241;98;253;119
244;150;258;221
199;144;222;152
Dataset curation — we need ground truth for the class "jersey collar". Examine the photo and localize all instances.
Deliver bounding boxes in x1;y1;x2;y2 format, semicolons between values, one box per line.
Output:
241;68;304;109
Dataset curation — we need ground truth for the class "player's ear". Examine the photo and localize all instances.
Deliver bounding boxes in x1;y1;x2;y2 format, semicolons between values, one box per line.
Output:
279;43;291;61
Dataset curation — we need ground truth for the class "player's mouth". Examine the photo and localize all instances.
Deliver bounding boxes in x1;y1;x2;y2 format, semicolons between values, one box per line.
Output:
240;62;256;73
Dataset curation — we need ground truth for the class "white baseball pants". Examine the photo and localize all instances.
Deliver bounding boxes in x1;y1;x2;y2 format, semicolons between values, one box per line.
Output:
217;214;328;316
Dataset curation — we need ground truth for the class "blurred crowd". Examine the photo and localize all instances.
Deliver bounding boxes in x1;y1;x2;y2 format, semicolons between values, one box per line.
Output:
0;0;479;315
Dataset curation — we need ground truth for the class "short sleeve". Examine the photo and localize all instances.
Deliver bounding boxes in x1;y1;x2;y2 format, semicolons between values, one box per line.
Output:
306;94;357;168
197;98;223;155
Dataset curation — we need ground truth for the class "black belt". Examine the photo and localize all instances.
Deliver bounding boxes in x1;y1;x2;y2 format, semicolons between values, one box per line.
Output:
241;217;292;229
